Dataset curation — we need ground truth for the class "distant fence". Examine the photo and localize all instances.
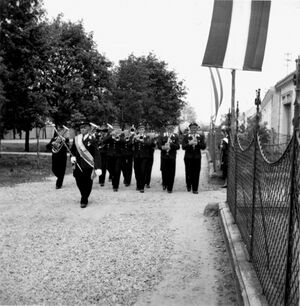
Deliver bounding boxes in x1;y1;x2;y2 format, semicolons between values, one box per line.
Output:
227;101;299;305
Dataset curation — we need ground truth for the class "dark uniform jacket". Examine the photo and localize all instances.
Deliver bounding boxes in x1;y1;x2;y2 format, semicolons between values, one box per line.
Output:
104;134;123;157
133;135;155;158
182;133;206;159
157;133;180;159
71;134;102;170
121;134;134;157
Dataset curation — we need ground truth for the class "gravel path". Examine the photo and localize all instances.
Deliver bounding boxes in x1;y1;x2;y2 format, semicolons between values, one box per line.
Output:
0;150;238;305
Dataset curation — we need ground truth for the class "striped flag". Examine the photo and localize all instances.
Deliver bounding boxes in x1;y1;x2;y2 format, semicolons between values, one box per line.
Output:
202;0;271;71
209;67;223;119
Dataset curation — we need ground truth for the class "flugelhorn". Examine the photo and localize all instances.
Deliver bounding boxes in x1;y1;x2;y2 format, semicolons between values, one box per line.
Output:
52;125;69;153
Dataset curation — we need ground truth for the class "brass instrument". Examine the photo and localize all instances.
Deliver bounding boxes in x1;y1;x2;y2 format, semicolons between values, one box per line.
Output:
188;133;199;149
51;125;69;153
134;133;146;142
111;129;123;141
165;133;172;155
122;130;132;142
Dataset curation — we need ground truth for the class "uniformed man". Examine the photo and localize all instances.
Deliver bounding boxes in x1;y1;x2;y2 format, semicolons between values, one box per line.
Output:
46;125;69;189
220;126;229;188
133;123;155;193
70;121;102;208
97;123;110;187
144;128;156;189
120;126;134;187
157;123;180;193
103;122;123;191
182;122;206;194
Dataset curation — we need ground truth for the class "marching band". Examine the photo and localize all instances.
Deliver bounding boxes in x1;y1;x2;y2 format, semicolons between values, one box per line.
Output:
48;120;207;208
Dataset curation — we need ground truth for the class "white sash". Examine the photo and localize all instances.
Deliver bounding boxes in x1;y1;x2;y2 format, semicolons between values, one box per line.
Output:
75;134;94;168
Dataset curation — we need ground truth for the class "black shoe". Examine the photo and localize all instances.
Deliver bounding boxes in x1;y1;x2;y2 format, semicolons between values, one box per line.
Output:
56;185;62;189
167;190;172;193
187;186;191;192
99;183;104;187
192;191;198;194
140;189;144;193
125;184;130;187
146;184;150;188
113;188;118;192
80;198;88;208
163;185;167;190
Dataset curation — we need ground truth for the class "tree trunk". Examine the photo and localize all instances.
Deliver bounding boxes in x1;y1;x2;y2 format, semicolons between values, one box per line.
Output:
25;129;30;152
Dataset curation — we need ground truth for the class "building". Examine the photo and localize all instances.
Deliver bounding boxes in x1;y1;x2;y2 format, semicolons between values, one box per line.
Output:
246;71;296;143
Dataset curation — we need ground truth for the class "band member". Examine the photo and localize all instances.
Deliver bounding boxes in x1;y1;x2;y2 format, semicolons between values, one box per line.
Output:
182;122;206;194
144;128;156;188
97;123;110;187
104;122;123;191
157;123;180;193
70;121;102;208
133;123;155;193
121;126;134;187
220;126;229;188
46;125;69;189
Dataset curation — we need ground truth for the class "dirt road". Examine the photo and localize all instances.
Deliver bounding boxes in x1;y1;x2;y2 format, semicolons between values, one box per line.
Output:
0;150;238;305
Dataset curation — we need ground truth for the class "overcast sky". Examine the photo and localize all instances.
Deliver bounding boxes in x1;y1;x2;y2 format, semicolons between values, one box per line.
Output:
43;0;300;125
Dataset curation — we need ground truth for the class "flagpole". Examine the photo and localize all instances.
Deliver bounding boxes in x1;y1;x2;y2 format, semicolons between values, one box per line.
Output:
231;69;236;134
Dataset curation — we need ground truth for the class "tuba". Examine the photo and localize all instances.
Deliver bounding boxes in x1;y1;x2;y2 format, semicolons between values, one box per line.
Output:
52;125;69;153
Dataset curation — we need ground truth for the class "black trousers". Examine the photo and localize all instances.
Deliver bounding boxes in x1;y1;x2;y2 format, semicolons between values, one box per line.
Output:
161;158;176;191
107;155;122;189
121;155;133;185
98;152;107;185
73;167;93;200
184;158;201;192
52;154;67;187
134;157;148;190
145;156;154;186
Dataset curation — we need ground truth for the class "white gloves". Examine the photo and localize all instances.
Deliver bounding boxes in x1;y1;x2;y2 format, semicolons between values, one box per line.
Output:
95;169;102;176
71;156;76;164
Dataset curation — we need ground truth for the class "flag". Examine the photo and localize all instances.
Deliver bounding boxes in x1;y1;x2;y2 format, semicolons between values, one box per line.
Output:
209;67;223;119
202;0;271;71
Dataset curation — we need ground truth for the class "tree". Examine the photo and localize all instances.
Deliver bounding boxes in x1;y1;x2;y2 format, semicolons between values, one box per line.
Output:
0;0;48;151
36;16;115;127
0;55;8;140
114;53;186;129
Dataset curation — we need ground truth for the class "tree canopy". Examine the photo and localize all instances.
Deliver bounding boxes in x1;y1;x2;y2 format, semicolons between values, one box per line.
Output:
113;53;186;129
0;0;187;150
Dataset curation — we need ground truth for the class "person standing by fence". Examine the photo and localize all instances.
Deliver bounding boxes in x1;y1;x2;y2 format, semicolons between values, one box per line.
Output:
220;126;229;188
182;122;206;194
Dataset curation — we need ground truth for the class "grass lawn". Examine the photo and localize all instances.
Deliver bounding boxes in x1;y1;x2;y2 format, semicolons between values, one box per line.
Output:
0;140;49;152
0;154;73;187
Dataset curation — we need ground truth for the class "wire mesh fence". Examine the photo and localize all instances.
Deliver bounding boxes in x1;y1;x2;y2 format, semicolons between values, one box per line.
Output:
227;127;299;305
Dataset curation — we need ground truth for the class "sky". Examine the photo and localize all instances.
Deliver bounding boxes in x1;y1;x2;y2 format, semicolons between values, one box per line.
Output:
43;0;300;125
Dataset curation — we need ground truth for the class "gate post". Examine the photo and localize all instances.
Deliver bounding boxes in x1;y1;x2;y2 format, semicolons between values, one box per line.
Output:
250;89;261;260
233;103;239;221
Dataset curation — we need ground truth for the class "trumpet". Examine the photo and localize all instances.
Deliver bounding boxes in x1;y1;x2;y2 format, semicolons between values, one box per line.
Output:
134;133;146;142
111;129;123;141
130;125;136;134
